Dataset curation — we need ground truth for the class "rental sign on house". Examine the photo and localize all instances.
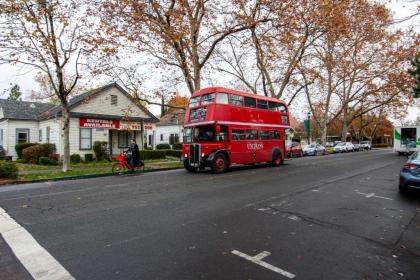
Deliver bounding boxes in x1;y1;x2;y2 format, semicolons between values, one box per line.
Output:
79;118;120;129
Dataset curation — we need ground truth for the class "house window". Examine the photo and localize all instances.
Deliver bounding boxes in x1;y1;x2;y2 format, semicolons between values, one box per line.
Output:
118;131;130;148
148;134;153;146
0;129;3;145
39;129;42;142
160;134;163;141
169;134;179;145
16;129;30;144
79;128;92;150
46;126;50;143
110;95;118;106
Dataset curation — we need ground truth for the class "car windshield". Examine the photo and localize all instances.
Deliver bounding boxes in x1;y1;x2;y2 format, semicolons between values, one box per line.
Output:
336;143;345;146
410;152;420;160
306;144;316;148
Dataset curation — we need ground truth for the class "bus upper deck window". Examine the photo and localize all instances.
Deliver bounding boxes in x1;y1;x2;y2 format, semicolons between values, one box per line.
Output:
244;97;256;108
216;93;229;104
201;93;215;105
189;97;200;108
230;94;244;106
257;99;268;109
278;104;287;112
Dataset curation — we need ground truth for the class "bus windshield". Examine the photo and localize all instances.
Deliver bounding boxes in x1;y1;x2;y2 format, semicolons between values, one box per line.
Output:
183;125;228;143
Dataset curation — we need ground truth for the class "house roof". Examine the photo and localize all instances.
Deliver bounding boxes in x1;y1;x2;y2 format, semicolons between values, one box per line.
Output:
39;83;158;122
0;99;56;121
157;109;186;126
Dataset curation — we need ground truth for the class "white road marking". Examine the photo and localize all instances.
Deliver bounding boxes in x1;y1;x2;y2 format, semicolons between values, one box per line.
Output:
0;207;74;280
231;249;295;279
355;191;393;200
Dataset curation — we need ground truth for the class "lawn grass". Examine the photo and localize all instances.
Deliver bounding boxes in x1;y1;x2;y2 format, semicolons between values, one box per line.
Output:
18;159;183;181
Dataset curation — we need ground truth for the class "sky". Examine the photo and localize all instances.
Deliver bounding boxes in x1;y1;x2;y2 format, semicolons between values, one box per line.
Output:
0;0;419;121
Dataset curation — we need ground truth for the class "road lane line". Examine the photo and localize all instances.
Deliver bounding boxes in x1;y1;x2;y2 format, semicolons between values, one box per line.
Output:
0;207;74;280
355;191;393;200
231;249;295;278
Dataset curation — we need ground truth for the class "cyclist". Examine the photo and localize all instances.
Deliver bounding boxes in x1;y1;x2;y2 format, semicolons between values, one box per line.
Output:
125;138;140;168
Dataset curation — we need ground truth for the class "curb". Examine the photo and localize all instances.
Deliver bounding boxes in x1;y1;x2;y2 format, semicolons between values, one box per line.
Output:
1;166;183;186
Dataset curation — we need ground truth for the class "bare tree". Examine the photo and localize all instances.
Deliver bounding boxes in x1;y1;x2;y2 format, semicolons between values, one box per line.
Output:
0;0;91;171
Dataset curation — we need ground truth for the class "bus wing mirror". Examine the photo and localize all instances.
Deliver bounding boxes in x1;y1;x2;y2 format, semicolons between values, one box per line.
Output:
215;125;221;134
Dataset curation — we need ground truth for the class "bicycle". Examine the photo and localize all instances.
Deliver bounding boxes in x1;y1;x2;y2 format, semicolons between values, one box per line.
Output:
112;153;144;175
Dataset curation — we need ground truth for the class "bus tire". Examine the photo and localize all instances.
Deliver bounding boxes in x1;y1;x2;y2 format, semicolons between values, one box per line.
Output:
184;160;198;172
271;150;283;167
212;153;228;174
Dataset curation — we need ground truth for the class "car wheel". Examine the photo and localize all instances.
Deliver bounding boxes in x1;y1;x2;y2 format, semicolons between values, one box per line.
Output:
300;151;304;157
399;184;408;193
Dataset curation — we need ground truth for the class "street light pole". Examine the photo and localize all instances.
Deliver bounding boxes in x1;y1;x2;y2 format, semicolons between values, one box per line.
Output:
307;112;311;144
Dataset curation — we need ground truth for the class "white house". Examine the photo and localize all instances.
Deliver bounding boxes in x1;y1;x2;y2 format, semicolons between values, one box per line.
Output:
0;83;158;159
155;109;185;147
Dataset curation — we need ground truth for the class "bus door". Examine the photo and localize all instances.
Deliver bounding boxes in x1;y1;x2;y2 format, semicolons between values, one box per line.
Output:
230;129;256;164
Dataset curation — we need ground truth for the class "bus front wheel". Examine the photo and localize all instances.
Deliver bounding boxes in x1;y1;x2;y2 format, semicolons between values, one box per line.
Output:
212;154;228;174
184;160;198;172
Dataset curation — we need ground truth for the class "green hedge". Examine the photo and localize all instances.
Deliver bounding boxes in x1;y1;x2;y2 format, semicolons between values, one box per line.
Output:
137;149;182;160
84;154;94;162
93;141;108;161
156;143;171;150
39;156;58;166
172;143;182;150
0;161;18;179
22;144;56;164
15;143;37;159
70;154;81;164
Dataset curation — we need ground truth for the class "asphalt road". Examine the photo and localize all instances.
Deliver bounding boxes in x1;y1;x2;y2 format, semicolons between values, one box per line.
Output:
1;149;419;280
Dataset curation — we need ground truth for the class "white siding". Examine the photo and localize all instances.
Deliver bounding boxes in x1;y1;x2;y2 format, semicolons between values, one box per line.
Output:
68;118;109;156
0;120;8;153
39;118;62;154
155;125;183;146
71;87;149;118
5;120;39;159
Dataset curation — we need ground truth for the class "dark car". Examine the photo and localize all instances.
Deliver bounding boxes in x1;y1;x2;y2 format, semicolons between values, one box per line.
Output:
286;142;303;158
399;152;420;192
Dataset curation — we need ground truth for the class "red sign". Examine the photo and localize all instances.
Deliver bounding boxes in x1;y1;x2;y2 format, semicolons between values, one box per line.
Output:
79;118;120;129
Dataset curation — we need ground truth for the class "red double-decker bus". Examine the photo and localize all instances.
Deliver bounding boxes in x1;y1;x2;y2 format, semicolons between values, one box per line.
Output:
182;87;290;173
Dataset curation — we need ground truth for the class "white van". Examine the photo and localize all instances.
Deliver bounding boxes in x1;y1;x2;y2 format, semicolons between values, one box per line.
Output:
394;126;420;155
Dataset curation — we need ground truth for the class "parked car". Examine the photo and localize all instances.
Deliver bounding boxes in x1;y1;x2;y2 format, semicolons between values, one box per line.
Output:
325;142;334;147
303;143;326;156
286;142;303;158
333;142;347;153
399;152;420;192
360;141;372;150
353;143;362;151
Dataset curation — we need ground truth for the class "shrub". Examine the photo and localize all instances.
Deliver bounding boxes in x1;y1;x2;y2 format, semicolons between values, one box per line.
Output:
49;153;60;162
84;153;94;162
172;143;182;150
165;150;182;158
93;141;108;161
139;150;166;160
156;143;171;150
70;154;81;164
373;143;389;148
15;143;37;159
22;143;56;164
0;161;18;179
38;156;58;166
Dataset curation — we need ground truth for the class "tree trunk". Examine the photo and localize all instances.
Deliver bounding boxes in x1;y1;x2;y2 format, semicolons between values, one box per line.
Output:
62;103;71;172
341;106;349;142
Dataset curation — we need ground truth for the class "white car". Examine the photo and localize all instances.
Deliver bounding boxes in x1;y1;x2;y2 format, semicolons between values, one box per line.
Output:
333;142;354;153
360;141;371;150
303;143;326;156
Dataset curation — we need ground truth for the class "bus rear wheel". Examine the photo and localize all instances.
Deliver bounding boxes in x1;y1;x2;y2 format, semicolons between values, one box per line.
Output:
212;154;228;174
271;151;283;167
184;160;198;172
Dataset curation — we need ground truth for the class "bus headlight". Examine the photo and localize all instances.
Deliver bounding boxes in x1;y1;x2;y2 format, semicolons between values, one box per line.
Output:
184;154;188;158
201;153;205;157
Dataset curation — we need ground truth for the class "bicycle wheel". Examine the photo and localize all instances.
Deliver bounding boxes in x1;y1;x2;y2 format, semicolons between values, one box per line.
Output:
112;163;127;175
